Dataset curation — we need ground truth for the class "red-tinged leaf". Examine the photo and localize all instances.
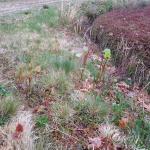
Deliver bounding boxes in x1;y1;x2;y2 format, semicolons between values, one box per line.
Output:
119;118;128;129
16;123;23;133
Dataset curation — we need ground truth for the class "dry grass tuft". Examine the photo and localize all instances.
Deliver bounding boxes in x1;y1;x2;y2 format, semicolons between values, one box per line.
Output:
0;109;35;150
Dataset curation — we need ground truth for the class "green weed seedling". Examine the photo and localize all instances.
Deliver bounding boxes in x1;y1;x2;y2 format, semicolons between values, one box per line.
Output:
99;48;111;81
0;85;10;97
36;116;49;128
103;48;111;60
129;116;150;149
0;115;9;126
112;91;130;125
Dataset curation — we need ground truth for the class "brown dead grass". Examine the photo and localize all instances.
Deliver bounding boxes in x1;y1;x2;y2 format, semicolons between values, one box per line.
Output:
91;6;150;87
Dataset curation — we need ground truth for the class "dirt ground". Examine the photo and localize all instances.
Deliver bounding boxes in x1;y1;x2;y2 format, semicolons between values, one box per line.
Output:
0;0;68;16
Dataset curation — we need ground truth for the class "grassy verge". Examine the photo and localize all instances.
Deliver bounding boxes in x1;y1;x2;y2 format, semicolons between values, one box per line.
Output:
0;4;150;150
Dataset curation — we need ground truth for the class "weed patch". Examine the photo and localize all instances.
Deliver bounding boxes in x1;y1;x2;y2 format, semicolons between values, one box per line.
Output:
36;115;49;128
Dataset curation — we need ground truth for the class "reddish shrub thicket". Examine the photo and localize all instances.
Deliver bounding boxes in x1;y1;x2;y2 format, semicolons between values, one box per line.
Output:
91;6;150;86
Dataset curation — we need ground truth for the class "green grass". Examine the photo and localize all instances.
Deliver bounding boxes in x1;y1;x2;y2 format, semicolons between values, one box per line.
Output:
25;7;60;32
87;61;99;81
32;51;55;69
0;96;19;117
53;56;76;74
1;4;150;149
0;6;60;34
0;23;18;33
0;115;10;126
72;95;109;126
128;117;150;149
0;95;19;126
40;69;73;95
36;115;49;128
0;85;11;97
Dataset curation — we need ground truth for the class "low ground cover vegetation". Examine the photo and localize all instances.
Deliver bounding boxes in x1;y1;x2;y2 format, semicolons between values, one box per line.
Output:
0;1;150;150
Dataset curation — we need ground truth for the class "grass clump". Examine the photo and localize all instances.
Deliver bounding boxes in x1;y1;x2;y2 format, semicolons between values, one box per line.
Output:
40;69;73;95
73;95;108;126
32;51;55;69
0;96;19;126
128;117;150;149
25;7;59;32
57;72;72;94
53;56;76;74
0;96;19;116
32;51;76;71
52;101;74;125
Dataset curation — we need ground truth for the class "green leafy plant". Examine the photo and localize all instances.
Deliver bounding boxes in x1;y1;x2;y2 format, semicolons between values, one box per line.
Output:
128;117;150;149
36;116;49;128
0;85;10;97
0;115;9;126
112;92;130;125
103;48;111;60
87;48;112;82
99;48;112;81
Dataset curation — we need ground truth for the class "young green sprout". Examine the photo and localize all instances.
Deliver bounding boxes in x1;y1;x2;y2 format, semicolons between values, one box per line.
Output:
99;48;112;81
103;48;111;60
